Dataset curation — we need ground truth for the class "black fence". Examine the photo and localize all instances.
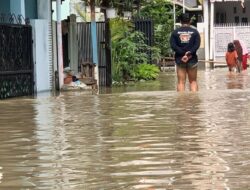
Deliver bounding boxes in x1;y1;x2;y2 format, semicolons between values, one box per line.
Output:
134;18;154;63
0;14;34;99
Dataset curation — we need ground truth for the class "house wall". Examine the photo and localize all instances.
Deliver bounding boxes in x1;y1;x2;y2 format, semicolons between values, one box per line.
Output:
215;1;250;23
32;0;53;92
0;1;10;13
31;19;51;92
0;0;37;19
10;0;25;16
25;0;37;19
214;25;250;60
0;0;25;23
0;0;53;92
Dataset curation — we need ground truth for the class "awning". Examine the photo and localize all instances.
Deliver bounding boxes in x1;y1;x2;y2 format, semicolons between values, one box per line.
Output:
173;0;202;11
175;0;198;7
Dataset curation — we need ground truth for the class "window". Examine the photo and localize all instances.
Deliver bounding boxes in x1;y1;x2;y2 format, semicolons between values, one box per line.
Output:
243;7;246;13
216;13;220;23
234;7;237;13
235;16;239;23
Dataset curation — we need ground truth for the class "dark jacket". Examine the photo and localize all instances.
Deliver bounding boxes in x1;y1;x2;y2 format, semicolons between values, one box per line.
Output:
170;26;201;65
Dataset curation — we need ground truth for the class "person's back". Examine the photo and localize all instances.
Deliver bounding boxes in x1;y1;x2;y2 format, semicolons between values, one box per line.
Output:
233;40;243;62
170;23;200;65
170;13;201;92
233;40;243;72
226;51;238;65
225;42;238;72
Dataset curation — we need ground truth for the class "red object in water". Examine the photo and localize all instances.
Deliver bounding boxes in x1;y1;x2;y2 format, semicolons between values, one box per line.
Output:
64;76;72;84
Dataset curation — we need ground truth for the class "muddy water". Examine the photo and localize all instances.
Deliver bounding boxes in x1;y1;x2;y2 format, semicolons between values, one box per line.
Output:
1;68;250;189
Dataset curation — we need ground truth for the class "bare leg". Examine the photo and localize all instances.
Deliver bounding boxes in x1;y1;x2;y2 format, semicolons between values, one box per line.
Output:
187;67;198;92
176;66;186;91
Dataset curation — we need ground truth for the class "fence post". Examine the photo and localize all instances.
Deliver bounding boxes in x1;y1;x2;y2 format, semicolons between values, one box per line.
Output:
69;14;78;74
105;19;112;86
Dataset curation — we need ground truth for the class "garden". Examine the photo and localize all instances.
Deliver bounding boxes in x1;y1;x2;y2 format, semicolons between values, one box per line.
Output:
80;0;183;84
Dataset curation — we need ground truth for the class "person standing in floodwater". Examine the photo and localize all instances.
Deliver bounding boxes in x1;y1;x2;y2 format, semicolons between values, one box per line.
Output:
225;42;238;73
170;13;201;92
239;40;248;71
233;40;243;73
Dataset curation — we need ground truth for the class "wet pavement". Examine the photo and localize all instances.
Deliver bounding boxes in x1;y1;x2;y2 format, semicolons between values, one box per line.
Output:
1;67;250;189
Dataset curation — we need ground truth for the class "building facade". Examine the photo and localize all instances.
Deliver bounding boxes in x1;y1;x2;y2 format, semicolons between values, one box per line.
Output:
0;0;54;93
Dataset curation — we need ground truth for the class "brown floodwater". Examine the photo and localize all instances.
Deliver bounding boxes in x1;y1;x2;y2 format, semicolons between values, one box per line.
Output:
1;67;250;190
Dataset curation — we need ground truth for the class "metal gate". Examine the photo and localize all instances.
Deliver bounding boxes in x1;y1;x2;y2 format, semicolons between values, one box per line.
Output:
77;22;111;86
134;18;154;63
0;15;34;99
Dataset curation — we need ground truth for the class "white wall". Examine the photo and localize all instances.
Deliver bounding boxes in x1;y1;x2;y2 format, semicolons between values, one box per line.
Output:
33;0;53;92
52;0;70;21
31;20;52;92
10;0;25;16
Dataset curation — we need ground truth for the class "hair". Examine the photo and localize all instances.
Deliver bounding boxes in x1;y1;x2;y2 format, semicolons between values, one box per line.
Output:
227;42;235;52
180;13;191;24
233;40;243;55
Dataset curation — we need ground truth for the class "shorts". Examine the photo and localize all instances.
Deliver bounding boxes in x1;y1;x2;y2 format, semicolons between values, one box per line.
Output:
177;62;198;69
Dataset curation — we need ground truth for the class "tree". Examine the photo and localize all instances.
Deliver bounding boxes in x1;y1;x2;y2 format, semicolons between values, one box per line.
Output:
137;0;182;57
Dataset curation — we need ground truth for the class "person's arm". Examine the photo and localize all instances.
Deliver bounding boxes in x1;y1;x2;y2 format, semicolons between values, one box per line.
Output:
189;31;201;54
170;32;185;55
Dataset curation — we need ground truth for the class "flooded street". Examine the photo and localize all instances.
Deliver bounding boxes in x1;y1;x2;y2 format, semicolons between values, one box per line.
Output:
1;67;250;189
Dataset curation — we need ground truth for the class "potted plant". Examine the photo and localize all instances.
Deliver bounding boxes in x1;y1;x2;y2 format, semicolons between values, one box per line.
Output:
122;0;132;18
106;7;117;18
104;0;117;18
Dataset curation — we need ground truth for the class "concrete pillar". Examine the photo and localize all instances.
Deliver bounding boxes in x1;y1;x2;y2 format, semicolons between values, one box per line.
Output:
210;2;214;61
204;0;210;67
56;0;64;89
35;0;54;91
69;14;78;74
183;0;185;13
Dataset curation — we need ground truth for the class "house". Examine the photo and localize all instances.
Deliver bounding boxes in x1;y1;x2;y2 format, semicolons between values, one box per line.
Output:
0;0;58;98
202;0;250;65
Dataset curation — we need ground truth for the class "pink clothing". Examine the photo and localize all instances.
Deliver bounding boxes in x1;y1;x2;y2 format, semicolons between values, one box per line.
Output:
242;54;248;70
239;40;248;70
239;40;248;55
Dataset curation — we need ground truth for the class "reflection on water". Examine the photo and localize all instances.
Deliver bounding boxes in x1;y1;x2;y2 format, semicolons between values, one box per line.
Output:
1;68;250;189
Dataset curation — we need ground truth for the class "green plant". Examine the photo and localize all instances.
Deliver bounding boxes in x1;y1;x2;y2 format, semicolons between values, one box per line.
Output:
136;0;182;57
110;18;153;83
75;3;90;22
123;0;132;11
134;63;160;81
151;46;161;64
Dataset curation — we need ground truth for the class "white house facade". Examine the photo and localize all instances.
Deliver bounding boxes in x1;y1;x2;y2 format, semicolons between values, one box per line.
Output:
203;0;250;64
